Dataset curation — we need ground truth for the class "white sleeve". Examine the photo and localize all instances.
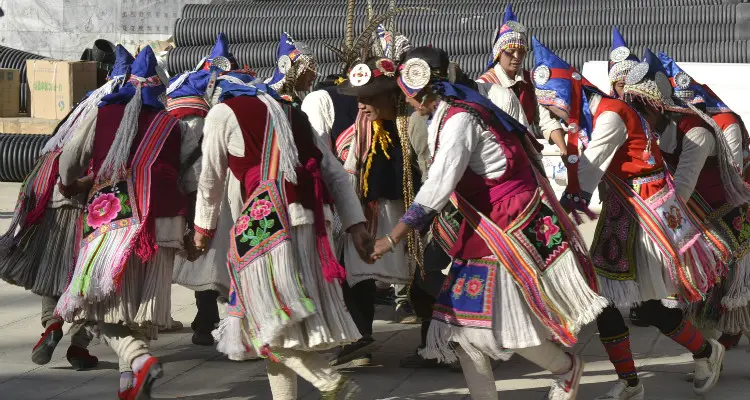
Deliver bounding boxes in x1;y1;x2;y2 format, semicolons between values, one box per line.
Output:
673;127;716;201
178;116;205;193
537;102;564;140
723;123;743;171
59;110;98;186
316;130;366;230
195;104;243;231
300;90;335;151
577;111;628;194
413;113;478;210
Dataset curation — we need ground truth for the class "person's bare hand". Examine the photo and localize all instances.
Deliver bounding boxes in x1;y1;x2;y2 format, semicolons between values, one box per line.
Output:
193;230;211;254
348;223;374;263
370;237;394;262
184;232;203;261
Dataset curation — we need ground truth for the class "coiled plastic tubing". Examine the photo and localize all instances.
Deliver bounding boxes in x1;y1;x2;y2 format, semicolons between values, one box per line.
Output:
0;134;49;183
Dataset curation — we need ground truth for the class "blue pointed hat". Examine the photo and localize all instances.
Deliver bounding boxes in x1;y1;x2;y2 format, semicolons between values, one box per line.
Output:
623;48;682;111
608;27;640;85
203;33;238;71
531;36;605;142
99;45;166;109
266;32;309;88
487;4;528;68
657;51;705;105
110;45;134;79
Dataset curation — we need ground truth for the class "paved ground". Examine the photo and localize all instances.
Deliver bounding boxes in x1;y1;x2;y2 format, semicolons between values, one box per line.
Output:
1;182;749;399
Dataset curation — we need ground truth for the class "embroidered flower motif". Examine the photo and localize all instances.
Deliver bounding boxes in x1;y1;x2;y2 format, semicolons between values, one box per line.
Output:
452;277;466;299
249;199;273;220
376;58;396;77
440;274;452;294
465;276;484;299
235;215;251;235
87;193;121;229
533;215;561;247
663;206;683;231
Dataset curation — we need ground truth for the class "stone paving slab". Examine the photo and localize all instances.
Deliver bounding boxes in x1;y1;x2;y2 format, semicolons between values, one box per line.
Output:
2;182;750;399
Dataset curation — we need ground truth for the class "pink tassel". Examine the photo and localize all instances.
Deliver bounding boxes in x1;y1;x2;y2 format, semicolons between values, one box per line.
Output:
134;213;158;263
306;158;346;283
24;156;61;226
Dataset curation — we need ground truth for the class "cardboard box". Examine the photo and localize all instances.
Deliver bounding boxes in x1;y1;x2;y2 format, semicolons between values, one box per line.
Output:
0;68;20;117
0;117;60;135
26;60;98;120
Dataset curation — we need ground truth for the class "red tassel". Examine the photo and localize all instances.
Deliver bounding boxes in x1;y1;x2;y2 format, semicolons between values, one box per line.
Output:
134;213;158;263
24;155;61;226
305;158;346;283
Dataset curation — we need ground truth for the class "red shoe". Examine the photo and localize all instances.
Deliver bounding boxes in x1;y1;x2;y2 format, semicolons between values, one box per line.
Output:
128;356;163;400
118;388;132;400
66;345;98;370
31;321;63;365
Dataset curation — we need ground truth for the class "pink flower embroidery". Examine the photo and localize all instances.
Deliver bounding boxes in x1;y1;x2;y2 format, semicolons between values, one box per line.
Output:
249;199;273;220
533;216;560;246
465;277;484;298
87;193;121;229
235;215;251;235
734;215;744;231
452;277;466;298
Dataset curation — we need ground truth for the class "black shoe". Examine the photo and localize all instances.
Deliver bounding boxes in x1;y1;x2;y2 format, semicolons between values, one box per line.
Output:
629;307;649;327
192;331;215;346
330;338;379;366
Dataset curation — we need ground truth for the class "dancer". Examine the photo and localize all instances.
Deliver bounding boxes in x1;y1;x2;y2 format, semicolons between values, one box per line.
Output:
168;32;257;347
533;40;724;399
658;51;750;349
265;32;317;104
478;4;565;154
0;45;134;371
55;46;199;400
332;51;423;366
196;70;371;398
372;45;607;400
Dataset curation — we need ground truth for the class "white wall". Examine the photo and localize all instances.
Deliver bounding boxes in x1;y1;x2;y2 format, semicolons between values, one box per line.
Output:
582;60;750;124
0;0;210;60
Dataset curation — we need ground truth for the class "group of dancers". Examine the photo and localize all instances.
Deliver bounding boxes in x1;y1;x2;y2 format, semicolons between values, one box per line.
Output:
1;3;749;400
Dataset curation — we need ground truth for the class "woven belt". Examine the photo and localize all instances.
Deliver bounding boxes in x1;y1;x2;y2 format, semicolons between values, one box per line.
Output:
627;170;665;186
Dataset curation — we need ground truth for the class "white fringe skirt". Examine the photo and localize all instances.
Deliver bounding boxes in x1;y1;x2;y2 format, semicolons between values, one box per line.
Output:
215;224;361;359
57;247;175;340
0;206;79;297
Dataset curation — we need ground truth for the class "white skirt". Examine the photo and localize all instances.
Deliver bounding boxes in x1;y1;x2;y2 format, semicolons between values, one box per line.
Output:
0;205;79;297
59;247;175;340
597;228;678;308
344;198;411;286
215;224;361;358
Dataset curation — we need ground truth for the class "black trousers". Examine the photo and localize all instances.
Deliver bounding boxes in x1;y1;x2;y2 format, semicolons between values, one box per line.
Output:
411;240;452;347
192;290;220;333
342;279;377;338
596;300;684;338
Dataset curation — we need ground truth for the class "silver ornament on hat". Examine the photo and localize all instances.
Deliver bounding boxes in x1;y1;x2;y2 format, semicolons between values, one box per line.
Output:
277;55;292;75
609;46;631;63
571;72;582;81
401;58;431;90
211;56;232;72
625;62;649;85
533;65;550;86
348;63;372;87
674;71;691;90
505;20;527;34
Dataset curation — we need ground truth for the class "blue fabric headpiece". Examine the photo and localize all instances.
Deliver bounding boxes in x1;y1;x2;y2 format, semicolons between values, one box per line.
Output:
531;37;607;142
217;73;281;103
657;51;727;113
432;81;528;136
204;33;238;70
110;45;134;79
99;46;165;109
267;32;304;87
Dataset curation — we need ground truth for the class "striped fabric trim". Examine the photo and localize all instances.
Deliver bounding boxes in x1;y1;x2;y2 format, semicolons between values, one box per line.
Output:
449;191;578;347
166;96;209;113
260;103;292;181
477;69;501;84
602;173;703;301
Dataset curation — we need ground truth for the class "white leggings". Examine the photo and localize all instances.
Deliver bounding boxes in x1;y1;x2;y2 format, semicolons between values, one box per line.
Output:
456;340;572;400
266;348;343;399
88;323;151;372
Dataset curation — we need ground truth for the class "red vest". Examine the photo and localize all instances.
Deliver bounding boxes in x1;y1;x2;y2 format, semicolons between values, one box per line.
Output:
594;98;664;184
222;96;332;208
92;104;186;218
517;70;539;126
447;101;538;259
662;115;725;208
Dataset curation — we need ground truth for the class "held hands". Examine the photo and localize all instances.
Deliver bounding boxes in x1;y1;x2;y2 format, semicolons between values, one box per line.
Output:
348;223;374;264
192;230;212;258
370;237;394;262
57;175;94;199
183;231;203;262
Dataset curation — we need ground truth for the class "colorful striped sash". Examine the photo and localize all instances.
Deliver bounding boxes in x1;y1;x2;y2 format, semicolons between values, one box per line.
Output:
66;111;177;299
602;172;709;301
477;69;501;84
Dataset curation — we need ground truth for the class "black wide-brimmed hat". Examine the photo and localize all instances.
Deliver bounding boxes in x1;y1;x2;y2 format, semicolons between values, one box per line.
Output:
338;57;399;97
